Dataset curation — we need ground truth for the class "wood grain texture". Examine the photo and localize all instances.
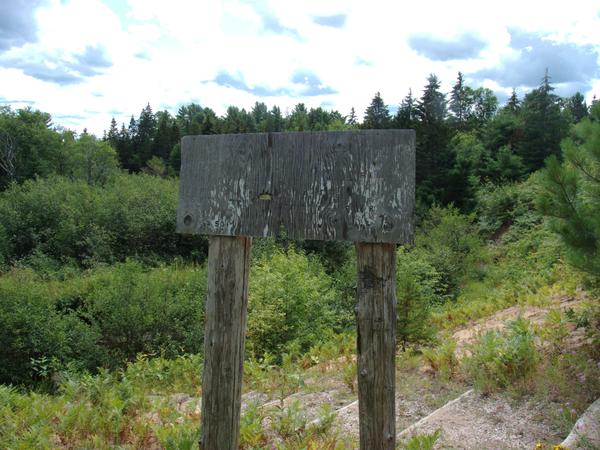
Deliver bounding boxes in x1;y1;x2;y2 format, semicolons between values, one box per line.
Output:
177;130;415;243
356;242;397;450
200;236;251;450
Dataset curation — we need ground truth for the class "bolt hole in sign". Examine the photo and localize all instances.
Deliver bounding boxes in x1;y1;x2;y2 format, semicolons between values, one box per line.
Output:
177;130;415;244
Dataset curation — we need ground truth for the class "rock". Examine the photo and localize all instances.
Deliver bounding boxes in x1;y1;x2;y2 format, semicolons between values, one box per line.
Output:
561;397;600;449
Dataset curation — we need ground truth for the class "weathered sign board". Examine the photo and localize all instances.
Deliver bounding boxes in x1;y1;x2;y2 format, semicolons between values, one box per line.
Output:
177;130;415;243
176;130;415;450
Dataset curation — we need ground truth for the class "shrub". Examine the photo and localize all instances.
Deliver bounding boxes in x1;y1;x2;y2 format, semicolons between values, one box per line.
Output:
247;248;337;358
0;268;71;385
0;263;207;386
396;265;436;351
413;205;484;301
422;339;459;380
465;317;538;394
474;179;540;240
0;174;207;268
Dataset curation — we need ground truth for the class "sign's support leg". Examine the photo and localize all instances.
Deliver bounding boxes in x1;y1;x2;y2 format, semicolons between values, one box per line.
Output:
201;235;252;450
356;242;397;450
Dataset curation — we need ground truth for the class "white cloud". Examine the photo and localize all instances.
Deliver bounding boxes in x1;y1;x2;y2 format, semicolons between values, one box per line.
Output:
0;0;598;134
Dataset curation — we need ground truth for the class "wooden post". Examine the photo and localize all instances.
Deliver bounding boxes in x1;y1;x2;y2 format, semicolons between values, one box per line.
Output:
356;242;397;450
201;235;252;450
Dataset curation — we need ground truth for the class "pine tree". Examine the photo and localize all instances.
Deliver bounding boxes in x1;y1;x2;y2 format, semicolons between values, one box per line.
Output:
363;92;390;129
449;72;473;128
176;103;204;135
135;103;157;169
265;106;285;132
117;116;137;171
106;117;119;149
505;89;520;114
394;89;416;129
417;75;447;124
153;111;175;160
415;74;452;203
568;92;588;123
287;103;309;131
346;107;357;126
518;70;569;171
251;102;269;131
537;101;600;275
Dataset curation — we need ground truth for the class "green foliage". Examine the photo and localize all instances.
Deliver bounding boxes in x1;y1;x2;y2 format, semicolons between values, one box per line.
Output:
64;132;120;185
537;102;600;276
399;429;441;450
518;72;570;171
0;174;207;267
474;178;540;239
465;317;538;394
414;205;484;300
0;263;206;386
239;403;267;448
422;339;459;380
273;399;307;439
247;248;337;357
363;91;391;129
0;107;63;188
396;254;436;350
342;357;357;393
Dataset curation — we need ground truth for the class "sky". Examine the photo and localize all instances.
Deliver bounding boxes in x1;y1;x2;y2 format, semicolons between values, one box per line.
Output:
0;0;599;136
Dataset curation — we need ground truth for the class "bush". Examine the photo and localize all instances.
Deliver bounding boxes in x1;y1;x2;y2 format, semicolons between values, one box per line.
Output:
422;339;459;380
474;179;540;240
396;262;436;351
0;263;207;386
465;317;538;394
0;268;71;385
413;205;485;301
247;248;337;358
0;174;207;268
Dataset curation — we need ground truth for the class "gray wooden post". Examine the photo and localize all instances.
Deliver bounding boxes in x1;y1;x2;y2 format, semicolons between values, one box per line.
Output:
200;235;252;450
356;242;397;450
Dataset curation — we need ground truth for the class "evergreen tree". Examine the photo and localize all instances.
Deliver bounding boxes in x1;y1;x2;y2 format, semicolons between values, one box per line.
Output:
176;103;204;135
449;72;473;128
308;107;331;130
396;253;434;351
287;103;309;131
118;116;137;171
567;92;588;123
153;110;176;161
200;107;220;134
251;102;269;131
415;74;452;203
346;107;357;126
135;103;157;169
471;87;498;125
518;71;569;171
537;101;600;275
106;117;119;149
394;89;416;129
363;92;390;129
505;89;520;114
265;106;285;132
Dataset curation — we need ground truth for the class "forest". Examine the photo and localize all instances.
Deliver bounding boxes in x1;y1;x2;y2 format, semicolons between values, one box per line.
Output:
0;71;599;449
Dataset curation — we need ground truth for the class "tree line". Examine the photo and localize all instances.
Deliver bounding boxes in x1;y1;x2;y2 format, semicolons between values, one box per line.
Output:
0;70;595;211
81;71;600;205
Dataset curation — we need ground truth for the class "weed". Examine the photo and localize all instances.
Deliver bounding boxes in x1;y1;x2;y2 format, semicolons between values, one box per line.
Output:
342;357;357;393
422;338;459;380
399;429;441;450
465;317;538;394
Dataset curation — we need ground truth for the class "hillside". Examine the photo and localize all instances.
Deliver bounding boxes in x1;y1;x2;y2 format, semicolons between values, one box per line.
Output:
1;203;598;448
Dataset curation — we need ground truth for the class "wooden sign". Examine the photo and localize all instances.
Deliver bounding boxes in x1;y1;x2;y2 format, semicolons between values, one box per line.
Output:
177;130;415;243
